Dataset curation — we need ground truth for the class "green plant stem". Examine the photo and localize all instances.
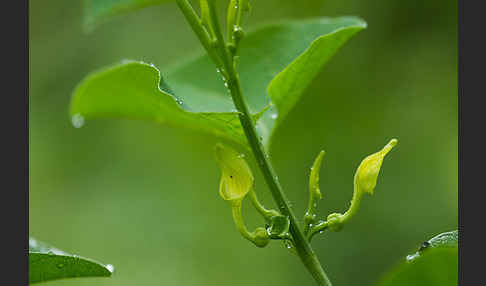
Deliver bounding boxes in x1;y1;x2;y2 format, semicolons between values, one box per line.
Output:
226;61;333;286
236;0;245;26
175;0;227;78
226;0;238;42
309;221;329;241
177;2;333;285
206;2;333;286
231;201;254;241
248;189;279;221
224;62;333;286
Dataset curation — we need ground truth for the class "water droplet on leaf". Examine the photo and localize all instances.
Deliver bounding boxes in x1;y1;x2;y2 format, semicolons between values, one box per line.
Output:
71;113;85;128
419;241;430;251
406;252;420;262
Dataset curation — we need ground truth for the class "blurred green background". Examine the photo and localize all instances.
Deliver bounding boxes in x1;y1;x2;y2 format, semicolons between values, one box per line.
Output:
29;0;457;285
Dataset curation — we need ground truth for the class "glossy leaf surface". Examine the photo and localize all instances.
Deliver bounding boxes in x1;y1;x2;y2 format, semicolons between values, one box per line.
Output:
71;17;366;151
29;237;113;284
84;0;172;31
377;231;458;286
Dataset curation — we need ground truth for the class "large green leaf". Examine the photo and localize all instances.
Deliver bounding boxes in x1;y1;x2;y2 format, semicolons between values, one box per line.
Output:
167;17;366;148
70;61;249;147
29;237;113;284
376;231;458;286
71;17;366;151
84;0;172;31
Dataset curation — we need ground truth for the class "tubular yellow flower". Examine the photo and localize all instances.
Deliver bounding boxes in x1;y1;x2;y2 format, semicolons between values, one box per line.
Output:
215;143;254;204
354;138;398;196
215;143;270;247
326;139;398;231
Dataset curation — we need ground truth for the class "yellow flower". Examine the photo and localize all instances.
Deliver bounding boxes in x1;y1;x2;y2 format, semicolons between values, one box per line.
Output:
327;139;398;231
355;138;398;196
215;143;253;204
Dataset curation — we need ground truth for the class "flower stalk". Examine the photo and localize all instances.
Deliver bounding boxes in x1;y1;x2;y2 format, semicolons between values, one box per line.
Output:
175;1;397;286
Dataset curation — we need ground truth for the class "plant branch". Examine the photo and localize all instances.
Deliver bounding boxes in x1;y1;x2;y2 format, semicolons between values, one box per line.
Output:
308;221;329;241
205;2;333;286
177;1;333;285
175;0;227;78
248;189;279;221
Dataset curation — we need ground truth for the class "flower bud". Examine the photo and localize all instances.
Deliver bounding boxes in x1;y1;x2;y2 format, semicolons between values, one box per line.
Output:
340;139;398;224
309;150;325;200
253;227;270;248
354;139;398;196
215;143;253;203
326;213;344;232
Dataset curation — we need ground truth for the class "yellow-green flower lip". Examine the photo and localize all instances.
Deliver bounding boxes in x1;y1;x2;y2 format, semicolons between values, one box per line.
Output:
215;143;254;202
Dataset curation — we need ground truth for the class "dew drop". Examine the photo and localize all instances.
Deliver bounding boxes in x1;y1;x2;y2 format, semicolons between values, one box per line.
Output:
71;113;85;128
106;264;115;273
271;113;277;119
56;263;64;269
284;240;292;249
29;238;38;248
419;241;430;251
406;252;420;262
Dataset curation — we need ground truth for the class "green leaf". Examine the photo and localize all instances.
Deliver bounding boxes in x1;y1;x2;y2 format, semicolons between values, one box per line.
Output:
70;61;249;147
421;230;458;249
167;17;366;148
29;237;113;284
71;17;366;151
83;0;172;31
376;231;458;286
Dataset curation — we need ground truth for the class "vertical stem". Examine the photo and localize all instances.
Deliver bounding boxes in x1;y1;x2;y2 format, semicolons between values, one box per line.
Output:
177;1;333;285
226;0;238;42
223;58;333;286
175;0;226;77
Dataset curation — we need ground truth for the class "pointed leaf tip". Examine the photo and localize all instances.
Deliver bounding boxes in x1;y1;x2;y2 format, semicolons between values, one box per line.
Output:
29;237;113;284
